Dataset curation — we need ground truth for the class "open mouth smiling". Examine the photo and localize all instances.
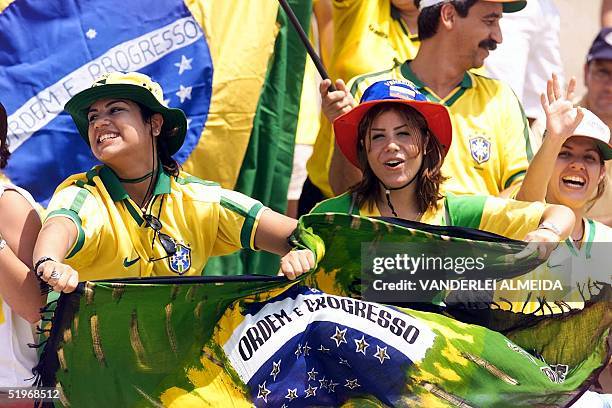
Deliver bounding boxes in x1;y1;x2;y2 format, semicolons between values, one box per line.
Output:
561;175;586;189
384;159;405;168
97;133;120;144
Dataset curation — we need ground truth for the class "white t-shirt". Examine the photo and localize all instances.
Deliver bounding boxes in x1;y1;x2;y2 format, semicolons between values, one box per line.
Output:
0;184;38;387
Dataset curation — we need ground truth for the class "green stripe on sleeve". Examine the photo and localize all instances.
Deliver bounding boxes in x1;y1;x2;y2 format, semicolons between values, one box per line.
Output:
176;175;219;186
47;209;85;259
504;170;526;189
220;196;248;217
240;203;265;249
70;189;89;214
445;194;487;230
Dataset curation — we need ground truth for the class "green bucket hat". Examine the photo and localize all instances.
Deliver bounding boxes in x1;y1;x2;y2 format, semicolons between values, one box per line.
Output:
64;71;187;155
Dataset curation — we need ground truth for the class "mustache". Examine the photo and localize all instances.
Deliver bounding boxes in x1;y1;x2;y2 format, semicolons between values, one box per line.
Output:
479;39;498;51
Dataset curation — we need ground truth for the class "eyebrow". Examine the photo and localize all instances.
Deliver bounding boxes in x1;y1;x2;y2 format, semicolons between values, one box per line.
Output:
483;12;502;19
562;145;600;154
370;124;410;131
88;99;126;113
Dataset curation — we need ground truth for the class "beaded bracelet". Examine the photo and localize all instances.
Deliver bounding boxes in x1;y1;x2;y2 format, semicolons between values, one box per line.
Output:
34;256;56;274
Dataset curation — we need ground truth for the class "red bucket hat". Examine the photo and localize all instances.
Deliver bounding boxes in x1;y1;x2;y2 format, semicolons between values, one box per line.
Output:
333;80;452;169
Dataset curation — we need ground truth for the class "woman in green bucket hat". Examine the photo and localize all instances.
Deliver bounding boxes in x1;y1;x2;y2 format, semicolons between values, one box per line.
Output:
33;72;322;292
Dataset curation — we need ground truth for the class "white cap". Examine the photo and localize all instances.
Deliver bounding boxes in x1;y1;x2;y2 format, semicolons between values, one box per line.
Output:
572;108;612;160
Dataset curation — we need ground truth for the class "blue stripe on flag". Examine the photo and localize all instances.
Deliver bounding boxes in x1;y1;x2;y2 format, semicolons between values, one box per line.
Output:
246;322;411;407
0;0;212;204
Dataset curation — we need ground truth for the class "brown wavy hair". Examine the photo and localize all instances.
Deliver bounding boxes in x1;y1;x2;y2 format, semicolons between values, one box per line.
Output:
348;103;448;214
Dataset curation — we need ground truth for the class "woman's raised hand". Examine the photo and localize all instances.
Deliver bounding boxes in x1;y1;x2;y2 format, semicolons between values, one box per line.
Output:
541;73;584;143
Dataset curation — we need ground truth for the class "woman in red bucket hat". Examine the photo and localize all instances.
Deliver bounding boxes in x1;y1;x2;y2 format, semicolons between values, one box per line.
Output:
311;79;575;259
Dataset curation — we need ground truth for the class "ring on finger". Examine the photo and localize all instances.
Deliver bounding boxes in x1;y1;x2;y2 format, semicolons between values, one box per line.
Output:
49;270;61;280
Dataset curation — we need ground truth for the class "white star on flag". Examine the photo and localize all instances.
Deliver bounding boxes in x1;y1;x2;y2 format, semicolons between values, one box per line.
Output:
85;28;97;39
338;357;351;368
257;381;271;403
304;384;318;398
302;342;311;356
174;55;193;75
295;344;302;358
175;85;192;103
374;345;391;364
344;378;360;390
328;381;339;393
330;326;347;347
270;360;281;381
307;367;318;381
354;335;370;355
285;388;298;401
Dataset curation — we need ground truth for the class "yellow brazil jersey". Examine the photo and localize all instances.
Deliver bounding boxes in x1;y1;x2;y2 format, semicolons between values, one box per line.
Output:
307;0;420;198
348;62;532;197
46;166;266;280
311;192;545;240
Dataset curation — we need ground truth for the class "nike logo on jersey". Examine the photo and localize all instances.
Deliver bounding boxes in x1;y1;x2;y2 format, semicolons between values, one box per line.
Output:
123;256;141;267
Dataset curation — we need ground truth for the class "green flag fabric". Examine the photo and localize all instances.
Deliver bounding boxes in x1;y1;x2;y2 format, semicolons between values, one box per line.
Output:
203;0;313;278
35;214;609;407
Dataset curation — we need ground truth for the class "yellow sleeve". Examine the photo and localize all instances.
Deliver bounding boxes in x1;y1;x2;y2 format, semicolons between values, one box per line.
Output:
500;84;531;189
479;196;546;240
212;189;266;256
45;185;104;265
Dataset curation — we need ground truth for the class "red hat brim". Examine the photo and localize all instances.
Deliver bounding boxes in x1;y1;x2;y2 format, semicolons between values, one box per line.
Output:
333;99;453;169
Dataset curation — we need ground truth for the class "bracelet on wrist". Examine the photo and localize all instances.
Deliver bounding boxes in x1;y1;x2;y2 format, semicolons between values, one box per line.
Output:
537;221;562;237
34;256;57;273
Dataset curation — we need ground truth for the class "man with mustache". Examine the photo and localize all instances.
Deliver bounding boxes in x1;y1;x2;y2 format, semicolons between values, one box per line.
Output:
315;0;532;203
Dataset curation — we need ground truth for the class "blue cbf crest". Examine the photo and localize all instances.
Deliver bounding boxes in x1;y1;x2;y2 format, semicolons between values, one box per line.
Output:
469;136;491;164
169;243;191;275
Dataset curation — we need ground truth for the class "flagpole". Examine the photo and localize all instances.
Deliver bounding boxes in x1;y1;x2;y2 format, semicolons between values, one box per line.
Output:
277;0;336;92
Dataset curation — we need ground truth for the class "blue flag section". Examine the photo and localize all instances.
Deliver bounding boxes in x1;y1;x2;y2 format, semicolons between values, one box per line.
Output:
224;286;435;407
0;0;212;204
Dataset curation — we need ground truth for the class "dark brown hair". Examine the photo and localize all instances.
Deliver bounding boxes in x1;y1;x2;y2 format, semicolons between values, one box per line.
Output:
138;103;180;177
0;102;9;169
415;0;478;40
348;103;447;214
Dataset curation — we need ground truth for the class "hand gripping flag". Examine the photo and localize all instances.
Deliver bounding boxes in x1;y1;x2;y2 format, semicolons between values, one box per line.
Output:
34;215;609;407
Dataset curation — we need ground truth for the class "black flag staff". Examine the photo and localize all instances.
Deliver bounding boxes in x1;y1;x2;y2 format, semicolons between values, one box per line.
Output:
277;0;336;92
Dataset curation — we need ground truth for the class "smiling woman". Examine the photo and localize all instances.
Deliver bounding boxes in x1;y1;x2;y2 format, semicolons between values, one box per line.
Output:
517;74;612;243
312;80;576;260
32;71;323;293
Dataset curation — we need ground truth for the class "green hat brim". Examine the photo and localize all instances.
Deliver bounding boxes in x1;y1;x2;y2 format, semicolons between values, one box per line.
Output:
64;84;187;156
596;141;612;160
502;1;527;13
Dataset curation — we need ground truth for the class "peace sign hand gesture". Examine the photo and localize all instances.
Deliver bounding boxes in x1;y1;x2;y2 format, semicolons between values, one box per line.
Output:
541;73;584;144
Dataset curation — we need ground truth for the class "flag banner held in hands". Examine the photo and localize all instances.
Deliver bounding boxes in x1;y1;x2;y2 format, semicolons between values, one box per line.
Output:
34;215;609;407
